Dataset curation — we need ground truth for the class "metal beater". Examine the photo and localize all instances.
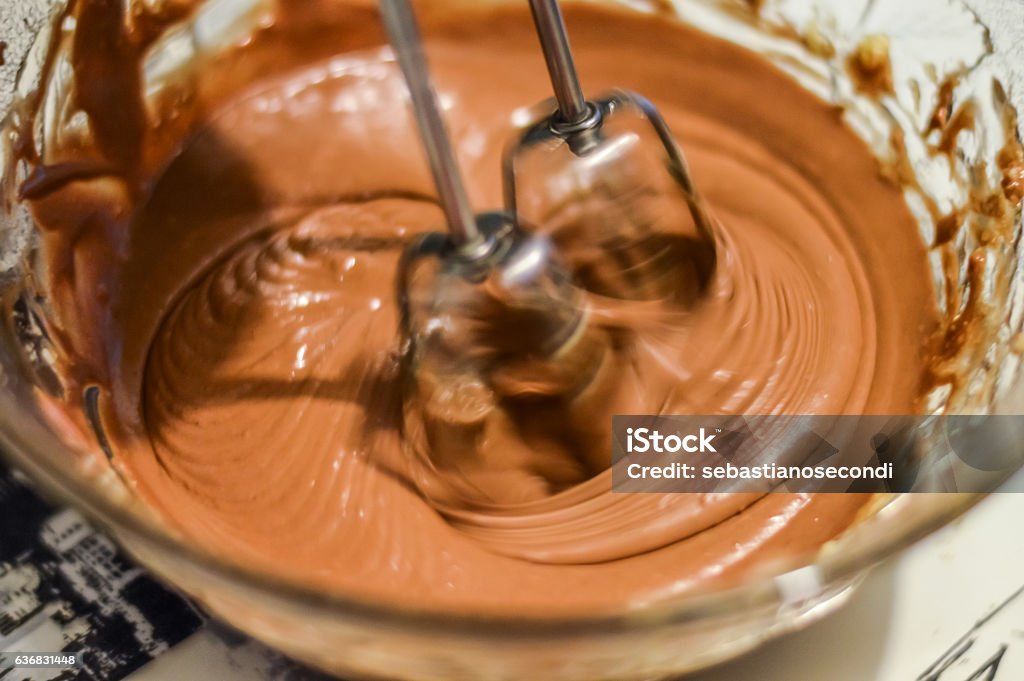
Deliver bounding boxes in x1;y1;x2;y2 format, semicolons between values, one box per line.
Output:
382;0;716;505
507;0;718;305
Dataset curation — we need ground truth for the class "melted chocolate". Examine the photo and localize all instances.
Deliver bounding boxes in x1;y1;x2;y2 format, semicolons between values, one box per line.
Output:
22;2;943;615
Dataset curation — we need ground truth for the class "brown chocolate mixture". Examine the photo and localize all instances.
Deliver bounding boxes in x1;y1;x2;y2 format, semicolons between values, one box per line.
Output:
20;1;942;615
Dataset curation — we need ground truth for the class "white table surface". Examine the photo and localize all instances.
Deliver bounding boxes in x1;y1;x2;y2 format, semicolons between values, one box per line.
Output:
129;473;1024;681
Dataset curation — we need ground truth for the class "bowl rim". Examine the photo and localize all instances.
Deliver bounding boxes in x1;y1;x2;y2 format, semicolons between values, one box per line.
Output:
0;369;987;637
0;0;1015;641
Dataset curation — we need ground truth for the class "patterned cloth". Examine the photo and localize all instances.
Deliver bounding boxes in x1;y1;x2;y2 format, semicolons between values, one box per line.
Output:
0;461;203;680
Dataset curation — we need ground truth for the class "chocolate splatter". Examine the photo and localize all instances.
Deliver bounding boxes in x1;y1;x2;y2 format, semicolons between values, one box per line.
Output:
847;34;894;97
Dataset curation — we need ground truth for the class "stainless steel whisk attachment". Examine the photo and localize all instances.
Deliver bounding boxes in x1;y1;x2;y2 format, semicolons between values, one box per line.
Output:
383;0;715;506
381;0;610;506
505;0;719;306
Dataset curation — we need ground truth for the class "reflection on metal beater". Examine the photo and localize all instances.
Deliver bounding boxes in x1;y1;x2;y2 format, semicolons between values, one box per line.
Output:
507;0;719;305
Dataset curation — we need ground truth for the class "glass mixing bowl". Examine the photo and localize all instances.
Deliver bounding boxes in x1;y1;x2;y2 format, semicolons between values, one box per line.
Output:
1;0;1023;679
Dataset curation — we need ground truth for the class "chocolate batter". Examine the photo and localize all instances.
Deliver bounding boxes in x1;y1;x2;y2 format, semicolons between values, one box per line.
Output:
21;1;940;615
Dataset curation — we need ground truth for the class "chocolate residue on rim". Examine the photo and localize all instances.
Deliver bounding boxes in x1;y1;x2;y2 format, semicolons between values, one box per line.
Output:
802;23;836;59
847;34;895;97
999;139;1024;206
927;76;959;136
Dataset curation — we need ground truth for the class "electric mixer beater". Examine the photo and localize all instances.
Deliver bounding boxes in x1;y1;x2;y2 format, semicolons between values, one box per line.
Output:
382;0;718;507
508;0;719;305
